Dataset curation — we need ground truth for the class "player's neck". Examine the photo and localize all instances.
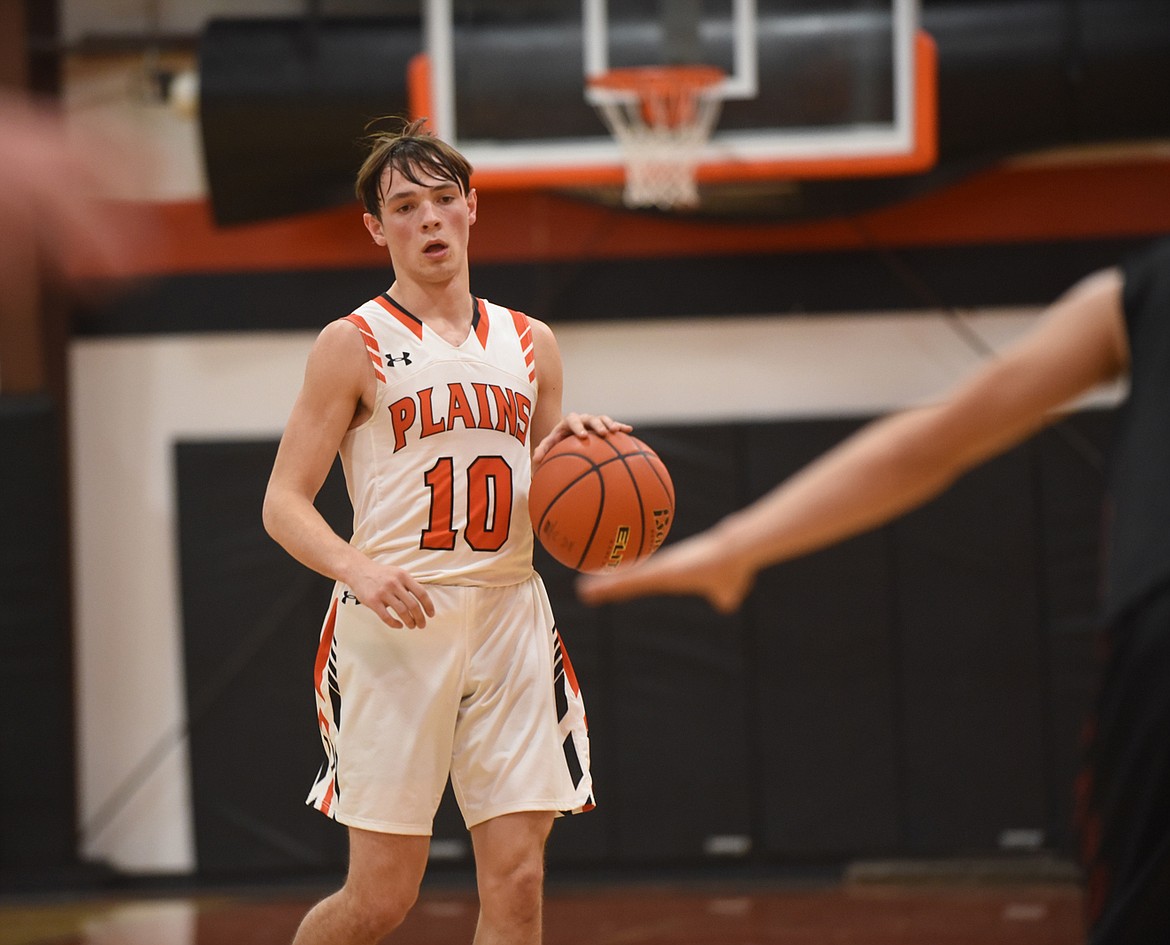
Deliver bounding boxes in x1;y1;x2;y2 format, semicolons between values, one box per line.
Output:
387;278;474;342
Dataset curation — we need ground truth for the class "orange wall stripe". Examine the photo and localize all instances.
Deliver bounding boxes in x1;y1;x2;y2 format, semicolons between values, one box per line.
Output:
77;155;1170;281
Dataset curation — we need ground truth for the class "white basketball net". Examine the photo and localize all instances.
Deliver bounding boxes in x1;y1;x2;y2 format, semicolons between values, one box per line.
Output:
592;70;724;210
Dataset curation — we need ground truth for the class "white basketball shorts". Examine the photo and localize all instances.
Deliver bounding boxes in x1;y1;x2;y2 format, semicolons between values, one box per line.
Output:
306;573;594;834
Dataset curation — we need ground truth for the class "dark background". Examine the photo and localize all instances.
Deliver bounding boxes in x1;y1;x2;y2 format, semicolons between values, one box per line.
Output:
2;0;1164;889
169;409;1112;879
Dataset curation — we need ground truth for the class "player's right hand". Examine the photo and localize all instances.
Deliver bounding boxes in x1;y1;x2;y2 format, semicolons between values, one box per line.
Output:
349;563;436;629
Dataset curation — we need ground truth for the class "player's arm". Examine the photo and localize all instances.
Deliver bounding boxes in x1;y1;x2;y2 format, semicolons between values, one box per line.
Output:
0;92;148;315
579;266;1129;610
262;319;434;628
528;317;631;466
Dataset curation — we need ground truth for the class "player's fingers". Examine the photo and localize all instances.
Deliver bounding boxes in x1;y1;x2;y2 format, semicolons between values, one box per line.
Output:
411;584;436;619
576;565;665;605
708;578;753;614
600;416;633;434
709;596;738;614
581;414;627;436
533;423;577;465
576;576;624;605
369;586;421;629
561;413;592;437
373;601;406;629
396;594;428;629
395;583;438;628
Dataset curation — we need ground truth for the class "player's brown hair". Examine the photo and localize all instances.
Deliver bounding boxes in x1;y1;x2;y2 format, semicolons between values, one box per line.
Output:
355;117;473;216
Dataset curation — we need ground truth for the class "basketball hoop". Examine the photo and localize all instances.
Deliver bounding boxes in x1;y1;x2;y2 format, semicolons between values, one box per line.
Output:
588;65;725;210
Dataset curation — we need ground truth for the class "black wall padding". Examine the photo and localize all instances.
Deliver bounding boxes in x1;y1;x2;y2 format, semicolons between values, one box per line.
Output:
199;17;419;226
176;440;471;877
889;444;1048;854
177;440;348;876
601;427;755;863
745;419;904;857
77;236;1160;337
0;396;77;876
177;410;1111;877
1031;411;1116;853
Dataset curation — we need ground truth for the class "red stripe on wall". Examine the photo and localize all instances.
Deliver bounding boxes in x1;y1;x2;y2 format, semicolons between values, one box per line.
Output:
74;154;1170;280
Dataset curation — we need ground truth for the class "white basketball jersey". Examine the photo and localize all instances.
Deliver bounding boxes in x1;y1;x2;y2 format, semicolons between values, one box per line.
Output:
339;293;538;586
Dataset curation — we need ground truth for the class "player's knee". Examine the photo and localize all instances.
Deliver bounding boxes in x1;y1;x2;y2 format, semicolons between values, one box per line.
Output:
511;857;545;901
345;883;420;937
480;856;544;915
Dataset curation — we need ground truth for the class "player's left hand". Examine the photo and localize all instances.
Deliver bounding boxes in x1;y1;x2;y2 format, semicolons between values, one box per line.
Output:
532;413;632;467
577;527;757;614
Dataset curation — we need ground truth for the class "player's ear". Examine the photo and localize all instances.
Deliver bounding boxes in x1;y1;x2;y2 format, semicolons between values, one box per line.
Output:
363;211;387;246
466;187;477;226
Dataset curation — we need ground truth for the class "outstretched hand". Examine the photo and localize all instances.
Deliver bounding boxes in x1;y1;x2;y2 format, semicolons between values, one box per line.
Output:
0;93;150;285
576;526;757;614
532;412;632;467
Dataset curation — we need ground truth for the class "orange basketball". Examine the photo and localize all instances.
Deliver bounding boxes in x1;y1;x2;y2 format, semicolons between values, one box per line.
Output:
529;431;675;573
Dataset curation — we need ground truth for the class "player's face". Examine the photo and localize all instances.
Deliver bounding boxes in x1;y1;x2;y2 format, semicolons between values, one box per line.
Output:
362;165;477;285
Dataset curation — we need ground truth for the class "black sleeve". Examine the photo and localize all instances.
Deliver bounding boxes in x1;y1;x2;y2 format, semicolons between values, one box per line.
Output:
1122;236;1170;335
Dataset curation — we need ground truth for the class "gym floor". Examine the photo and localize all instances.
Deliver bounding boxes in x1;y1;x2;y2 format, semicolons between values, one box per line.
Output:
0;868;1085;944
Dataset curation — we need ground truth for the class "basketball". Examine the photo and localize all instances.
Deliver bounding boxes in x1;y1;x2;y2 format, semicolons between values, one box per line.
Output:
529;431;675;573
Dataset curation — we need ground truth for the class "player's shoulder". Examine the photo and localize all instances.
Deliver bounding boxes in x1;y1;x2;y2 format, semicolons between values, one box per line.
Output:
308;312;373;368
318;297;388;341
319;312;365;342
341;295;391;325
485;297;546;325
526;315;555;346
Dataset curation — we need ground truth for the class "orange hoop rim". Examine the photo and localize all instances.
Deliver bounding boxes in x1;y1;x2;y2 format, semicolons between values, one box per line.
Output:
588;64;726;97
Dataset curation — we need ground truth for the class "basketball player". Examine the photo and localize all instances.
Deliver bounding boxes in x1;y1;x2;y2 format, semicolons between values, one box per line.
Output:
262;118;629;945
579;237;1170;944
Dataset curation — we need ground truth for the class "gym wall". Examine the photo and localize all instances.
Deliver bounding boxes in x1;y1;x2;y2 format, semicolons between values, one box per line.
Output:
173;412;1111;878
11;0;1169;891
68;290;1123;877
0;396;77;882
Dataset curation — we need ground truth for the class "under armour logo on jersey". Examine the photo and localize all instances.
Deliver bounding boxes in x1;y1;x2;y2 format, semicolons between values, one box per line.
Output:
340;590;361;605
385;352;413;367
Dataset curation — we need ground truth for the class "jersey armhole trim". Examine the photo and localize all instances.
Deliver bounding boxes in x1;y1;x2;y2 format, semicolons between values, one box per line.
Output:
345;313;387;383
508;308;536;384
